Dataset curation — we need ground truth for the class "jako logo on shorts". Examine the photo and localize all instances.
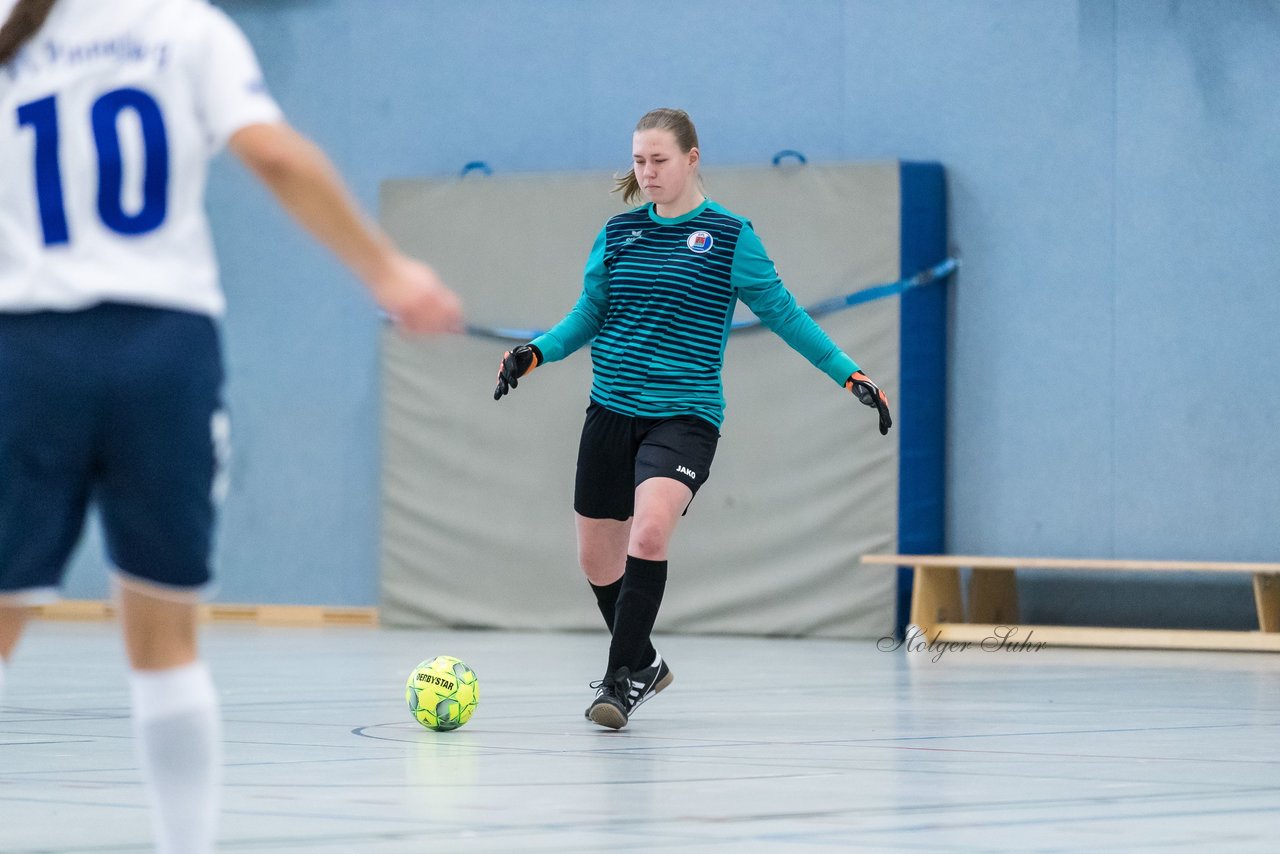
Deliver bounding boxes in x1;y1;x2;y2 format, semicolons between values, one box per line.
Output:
686;231;713;253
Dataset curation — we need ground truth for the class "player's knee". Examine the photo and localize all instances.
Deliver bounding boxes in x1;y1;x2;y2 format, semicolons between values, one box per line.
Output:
628;522;670;561
578;552;608;580
118;583;199;670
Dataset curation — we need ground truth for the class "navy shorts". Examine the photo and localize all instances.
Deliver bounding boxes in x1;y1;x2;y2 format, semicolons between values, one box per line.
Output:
0;303;225;599
574;401;720;521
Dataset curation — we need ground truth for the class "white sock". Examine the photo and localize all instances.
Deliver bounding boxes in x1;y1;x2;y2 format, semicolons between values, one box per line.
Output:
129;661;221;854
0;657;7;704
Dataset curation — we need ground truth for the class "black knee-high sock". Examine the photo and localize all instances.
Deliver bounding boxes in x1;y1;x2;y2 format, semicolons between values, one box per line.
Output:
590;578;622;632
591;576;656;665
607;556;667;674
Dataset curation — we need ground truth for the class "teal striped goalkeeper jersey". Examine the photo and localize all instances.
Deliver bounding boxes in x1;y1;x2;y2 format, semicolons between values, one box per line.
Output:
532;199;859;428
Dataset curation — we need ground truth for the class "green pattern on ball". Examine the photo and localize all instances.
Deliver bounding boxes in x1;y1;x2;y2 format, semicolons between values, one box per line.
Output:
405;655;479;732
452;661;477;684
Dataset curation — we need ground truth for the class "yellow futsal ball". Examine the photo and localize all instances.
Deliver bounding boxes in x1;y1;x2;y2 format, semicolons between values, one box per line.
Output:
405;655;479;731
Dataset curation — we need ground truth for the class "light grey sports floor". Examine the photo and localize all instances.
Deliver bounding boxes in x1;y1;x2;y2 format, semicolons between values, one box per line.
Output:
2;621;1279;852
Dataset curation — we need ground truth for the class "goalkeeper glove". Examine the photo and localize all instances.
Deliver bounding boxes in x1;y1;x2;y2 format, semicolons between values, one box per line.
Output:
493;344;541;400
846;371;892;435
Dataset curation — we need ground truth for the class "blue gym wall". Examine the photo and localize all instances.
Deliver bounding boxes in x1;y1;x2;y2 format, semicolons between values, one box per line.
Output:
62;1;1280;625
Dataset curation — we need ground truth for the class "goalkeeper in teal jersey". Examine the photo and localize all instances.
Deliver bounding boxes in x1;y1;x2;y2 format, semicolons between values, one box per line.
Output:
494;108;891;730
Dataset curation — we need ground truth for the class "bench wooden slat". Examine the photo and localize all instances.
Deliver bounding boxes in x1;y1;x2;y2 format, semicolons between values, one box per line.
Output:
863;554;1280;573
32;600;378;626
930;623;1280;653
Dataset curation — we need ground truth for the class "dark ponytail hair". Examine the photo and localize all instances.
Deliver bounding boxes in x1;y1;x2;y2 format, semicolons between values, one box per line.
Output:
613;107;701;205
0;0;58;66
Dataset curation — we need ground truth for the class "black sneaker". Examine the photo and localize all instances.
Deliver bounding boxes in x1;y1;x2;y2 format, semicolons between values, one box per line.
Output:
586;667;631;730
585;652;674;729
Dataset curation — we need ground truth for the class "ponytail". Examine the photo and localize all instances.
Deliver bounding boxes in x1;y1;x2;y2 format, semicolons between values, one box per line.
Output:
611;107;701;207
0;0;58;66
613;171;643;206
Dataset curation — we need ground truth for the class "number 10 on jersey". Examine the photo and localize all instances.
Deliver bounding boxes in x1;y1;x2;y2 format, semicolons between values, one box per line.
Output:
17;86;169;246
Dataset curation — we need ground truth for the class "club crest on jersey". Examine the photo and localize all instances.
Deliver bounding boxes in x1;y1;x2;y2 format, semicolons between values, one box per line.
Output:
686;231;714;253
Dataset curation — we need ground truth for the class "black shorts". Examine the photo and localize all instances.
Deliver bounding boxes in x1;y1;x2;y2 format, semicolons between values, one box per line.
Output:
574;401;720;521
0;303;225;600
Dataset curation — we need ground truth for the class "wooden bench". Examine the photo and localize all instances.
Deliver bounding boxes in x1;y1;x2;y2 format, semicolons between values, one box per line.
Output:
861;554;1280;652
30;600;379;626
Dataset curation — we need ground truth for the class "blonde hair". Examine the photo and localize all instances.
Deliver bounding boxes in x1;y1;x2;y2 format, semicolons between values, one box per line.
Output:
613;108;701;205
0;0;57;65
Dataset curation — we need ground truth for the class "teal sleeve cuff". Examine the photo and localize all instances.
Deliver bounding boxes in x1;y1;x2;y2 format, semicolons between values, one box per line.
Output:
529;332;563;363
832;355;860;386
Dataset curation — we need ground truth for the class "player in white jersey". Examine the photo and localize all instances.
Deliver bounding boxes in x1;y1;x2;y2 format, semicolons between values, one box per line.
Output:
0;1;462;851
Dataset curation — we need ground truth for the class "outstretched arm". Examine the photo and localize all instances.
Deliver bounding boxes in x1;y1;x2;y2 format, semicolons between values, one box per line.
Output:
733;223;891;434
732;225;857;383
229;122;462;334
492;226;610;400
